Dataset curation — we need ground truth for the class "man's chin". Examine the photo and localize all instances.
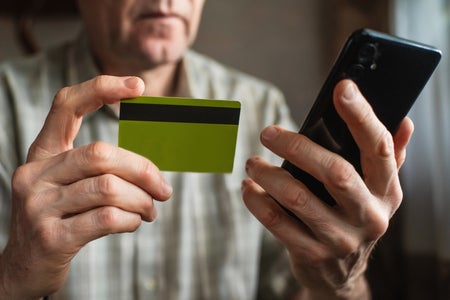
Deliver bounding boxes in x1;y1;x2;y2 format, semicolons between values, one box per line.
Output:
138;39;187;65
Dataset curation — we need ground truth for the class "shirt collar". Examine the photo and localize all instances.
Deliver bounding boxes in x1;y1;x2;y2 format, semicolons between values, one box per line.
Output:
181;50;212;99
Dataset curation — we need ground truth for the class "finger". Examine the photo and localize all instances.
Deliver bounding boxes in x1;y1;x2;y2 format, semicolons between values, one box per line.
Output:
259;126;370;211
41;142;173;201
51;174;158;222
242;177;364;259
60;206;142;249
392;117;414;169
241;177;322;253
245;156;335;224
333;80;399;197
244;157;365;255
28;75;144;162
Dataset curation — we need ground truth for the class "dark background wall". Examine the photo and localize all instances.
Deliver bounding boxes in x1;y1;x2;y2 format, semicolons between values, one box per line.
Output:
194;0;326;123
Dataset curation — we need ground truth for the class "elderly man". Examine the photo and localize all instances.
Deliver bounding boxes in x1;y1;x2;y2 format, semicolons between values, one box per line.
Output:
0;0;412;299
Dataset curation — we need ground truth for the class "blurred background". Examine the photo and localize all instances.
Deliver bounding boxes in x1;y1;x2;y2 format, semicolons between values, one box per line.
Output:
1;0;449;299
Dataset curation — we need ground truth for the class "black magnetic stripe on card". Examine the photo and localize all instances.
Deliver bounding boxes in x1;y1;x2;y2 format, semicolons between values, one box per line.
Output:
120;103;240;125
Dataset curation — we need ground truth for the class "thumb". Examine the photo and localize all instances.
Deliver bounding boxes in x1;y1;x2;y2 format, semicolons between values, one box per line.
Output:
27;75;144;162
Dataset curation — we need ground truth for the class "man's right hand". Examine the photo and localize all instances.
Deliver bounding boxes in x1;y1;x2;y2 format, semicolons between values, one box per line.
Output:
0;76;173;299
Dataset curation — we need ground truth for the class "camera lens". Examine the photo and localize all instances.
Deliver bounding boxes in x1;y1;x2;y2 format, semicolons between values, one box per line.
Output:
358;43;378;64
346;64;365;80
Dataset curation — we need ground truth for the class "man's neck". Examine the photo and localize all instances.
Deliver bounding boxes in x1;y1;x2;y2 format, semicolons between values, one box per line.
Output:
97;53;181;97
138;62;180;97
102;61;181;115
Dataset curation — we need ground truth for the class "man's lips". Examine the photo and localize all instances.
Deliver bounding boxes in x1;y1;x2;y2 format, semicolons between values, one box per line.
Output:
137;11;181;20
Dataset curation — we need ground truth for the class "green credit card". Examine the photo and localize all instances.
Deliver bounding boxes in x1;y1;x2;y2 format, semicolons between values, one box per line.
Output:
118;96;241;173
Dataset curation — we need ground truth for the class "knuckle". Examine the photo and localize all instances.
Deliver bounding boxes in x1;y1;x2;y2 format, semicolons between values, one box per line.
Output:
95;174;119;199
260;202;284;230
324;158;355;192
52;87;71;110
138;159;160;182
94;206;120;231
11;165;31;194
354;202;390;241
282;183;308;211
368;222;388;241
92;75;109;93
11;164;46;216
84;141;113;164
391;190;403;211
364;210;389;241
374;130;395;159
285;135;309;160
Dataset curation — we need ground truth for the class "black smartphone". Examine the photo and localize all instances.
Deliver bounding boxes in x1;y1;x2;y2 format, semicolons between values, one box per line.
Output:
281;28;441;206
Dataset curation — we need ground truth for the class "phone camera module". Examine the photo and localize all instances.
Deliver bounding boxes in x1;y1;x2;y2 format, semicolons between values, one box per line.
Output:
358;43;378;64
346;64;365;80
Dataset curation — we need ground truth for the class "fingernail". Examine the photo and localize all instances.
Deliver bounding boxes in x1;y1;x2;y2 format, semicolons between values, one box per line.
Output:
342;82;356;101
245;158;253;174
261;126;279;141
245;156;261;175
241;178;252;192
124;76;140;89
164;181;173;195
241;179;248;192
149;207;158;221
161;177;173;196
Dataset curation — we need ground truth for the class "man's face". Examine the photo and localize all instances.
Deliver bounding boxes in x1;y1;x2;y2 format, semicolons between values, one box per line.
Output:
77;0;205;71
